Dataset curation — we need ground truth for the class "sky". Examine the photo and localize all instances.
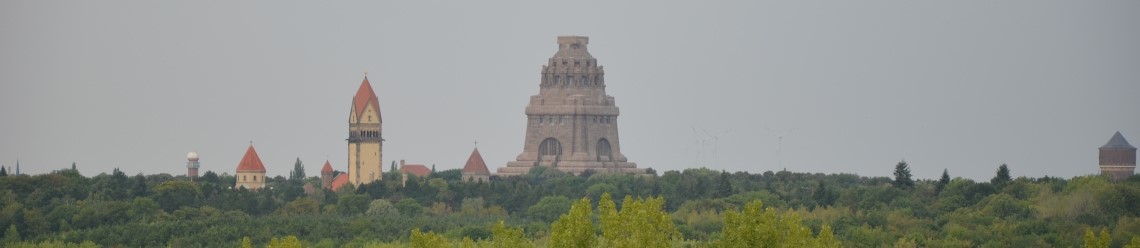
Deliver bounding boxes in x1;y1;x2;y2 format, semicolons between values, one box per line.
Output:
1;1;1138;181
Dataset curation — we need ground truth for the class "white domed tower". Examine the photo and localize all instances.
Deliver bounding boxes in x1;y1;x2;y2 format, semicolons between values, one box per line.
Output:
187;151;201;180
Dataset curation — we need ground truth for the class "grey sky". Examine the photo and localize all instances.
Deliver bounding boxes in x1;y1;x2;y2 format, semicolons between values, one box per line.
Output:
2;1;1137;181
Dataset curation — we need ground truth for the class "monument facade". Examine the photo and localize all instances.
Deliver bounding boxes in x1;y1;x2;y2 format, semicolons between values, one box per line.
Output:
499;36;646;176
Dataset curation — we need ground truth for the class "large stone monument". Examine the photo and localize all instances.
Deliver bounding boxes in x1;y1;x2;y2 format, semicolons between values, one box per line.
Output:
499;36;646;176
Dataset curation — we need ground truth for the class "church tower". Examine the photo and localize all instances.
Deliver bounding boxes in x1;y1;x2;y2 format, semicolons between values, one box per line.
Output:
348;75;383;186
1099;131;1136;180
234;144;267;190
500;36;646;176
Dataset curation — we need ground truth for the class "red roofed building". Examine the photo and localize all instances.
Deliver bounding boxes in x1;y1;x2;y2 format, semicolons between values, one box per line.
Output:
400;160;431;186
347;75;385;187
235;144;267;190
329;173;350;192
462;148;491;183
320;160;335;189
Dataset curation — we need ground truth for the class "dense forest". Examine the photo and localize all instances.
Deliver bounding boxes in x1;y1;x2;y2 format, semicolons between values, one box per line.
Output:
1;161;1139;247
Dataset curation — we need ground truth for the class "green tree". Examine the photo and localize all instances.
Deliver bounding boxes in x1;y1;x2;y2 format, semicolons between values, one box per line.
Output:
892;161;914;189
127;197;160;222
715;171;733;198
491;221;534;248
991;163;1011;188
713;200;834;248
290;158;305;182
336;194;370;215
1083;228;1110;248
2;224;19;244
527;196;572;223
366;199;397;216
410;228;448;248
0;166;6;177
279;198;319;216
550;197;596;248
936;169;951;193
815;225;841;248
240;236;252;248
598;193;680;248
396;198;423;216
1125;237;1140;248
267;235;303;248
152;180;202;212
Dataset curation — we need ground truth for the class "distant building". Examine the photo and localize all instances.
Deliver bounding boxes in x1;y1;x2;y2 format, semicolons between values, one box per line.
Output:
321;160;335;189
234;144;267;190
347;75;385;186
1099;131;1136;180
186;151;200;180
329;173;349;192
500;36;647;176
462;148;490;183
400;160;431;186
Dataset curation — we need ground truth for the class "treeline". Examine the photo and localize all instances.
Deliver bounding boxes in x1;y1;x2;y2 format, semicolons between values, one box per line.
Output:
1;162;1140;247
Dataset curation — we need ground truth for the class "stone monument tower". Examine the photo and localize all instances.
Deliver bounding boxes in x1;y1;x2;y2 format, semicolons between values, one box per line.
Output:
1099;131;1136;180
499;36;646;176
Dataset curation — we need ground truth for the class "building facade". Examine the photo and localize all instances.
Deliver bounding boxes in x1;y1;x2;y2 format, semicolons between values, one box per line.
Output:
234;144;267;190
1099;131;1136;180
500;36;646;176
348;75;384;186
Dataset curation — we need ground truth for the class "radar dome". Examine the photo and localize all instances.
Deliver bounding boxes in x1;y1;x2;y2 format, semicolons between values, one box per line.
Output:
187;151;200;161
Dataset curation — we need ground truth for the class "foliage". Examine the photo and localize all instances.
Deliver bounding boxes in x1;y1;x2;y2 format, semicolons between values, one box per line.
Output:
527;196;571;223
409;229;447;248
267;235;303;248
713;200;837;248
892;161;914;189
549;197;595;248
0;165;1138;247
366;199;397;217
1083;228;1110;248
992;164;1011;189
490;221;533;248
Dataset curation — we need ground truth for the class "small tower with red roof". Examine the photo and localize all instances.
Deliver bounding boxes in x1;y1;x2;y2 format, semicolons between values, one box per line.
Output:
321;160;335;189
235;144;268;190
462;148;491;183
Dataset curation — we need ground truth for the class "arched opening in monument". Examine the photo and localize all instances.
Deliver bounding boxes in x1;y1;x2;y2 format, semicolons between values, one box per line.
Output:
538;138;563;167
596;138;612;161
539;138;562;156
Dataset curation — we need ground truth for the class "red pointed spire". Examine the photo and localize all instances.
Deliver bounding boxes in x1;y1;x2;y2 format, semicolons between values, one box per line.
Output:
321;160;334;174
235;144;266;172
463;148;490;174
352;76;381;121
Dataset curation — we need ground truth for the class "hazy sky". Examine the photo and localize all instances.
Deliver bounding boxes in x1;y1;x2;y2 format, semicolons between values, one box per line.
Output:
2;1;1138;181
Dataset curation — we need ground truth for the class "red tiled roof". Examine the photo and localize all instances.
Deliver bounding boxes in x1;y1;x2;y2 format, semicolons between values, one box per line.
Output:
462;148;490;175
235;145;266;172
321;160;334;174
330;173;349;191
352;76;381;121
401;164;431;178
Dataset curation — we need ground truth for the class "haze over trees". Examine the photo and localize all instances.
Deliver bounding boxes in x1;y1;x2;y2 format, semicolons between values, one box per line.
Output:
0;162;1139;247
